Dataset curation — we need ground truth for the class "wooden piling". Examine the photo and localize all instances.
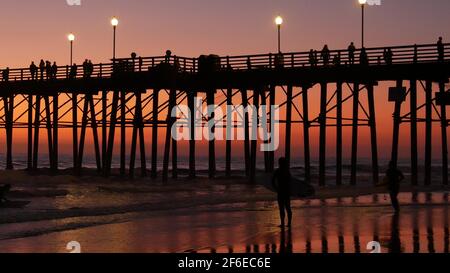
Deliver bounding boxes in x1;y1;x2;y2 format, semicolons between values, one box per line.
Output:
32;96;41;170
27;95;33;170
52;94;59;171
425;81;432;185
189;90;197;178
350;83;360;186
302;85;311;182
319;83;327;186
151;89;159;178
285;85;293;167
120;91;126;176
241;88;250;176
439;81;448;185
367;84;379;185
72;93;78;171
207;89;216;178
410;80;418;185
336;82;343;186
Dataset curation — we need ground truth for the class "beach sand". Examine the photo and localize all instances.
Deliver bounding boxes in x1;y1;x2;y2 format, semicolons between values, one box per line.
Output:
0;170;448;253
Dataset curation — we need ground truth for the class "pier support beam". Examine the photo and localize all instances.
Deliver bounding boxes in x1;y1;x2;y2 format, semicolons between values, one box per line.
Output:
32;96;41;170
163;89;176;182
105;91;119;177
120;91;126;176
27;95;33;170
367;84;379;185
130;91;146;178
439;81;448;185
189;90;197;178
269;85;276;172
391;80;404;168
3;96;14;170
285;85;293;167
52;94;59;171
250;88;261;181
72;93;78;171
172;90;178;179
207;89;216;178
241;89;250;176
89;95;102;172
425;81;432;185
44;97;53;170
102;91;108;171
302;85;311;182
151;89;159;178
410;80;418;186
225;88;232;177
350;83;359;186
336;82;343;186
319;83;327;186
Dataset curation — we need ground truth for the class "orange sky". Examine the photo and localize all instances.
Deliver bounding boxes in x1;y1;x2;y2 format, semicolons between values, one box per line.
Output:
0;0;449;162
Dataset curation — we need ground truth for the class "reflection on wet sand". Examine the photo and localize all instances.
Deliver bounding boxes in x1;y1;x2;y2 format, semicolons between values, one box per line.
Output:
0;192;448;253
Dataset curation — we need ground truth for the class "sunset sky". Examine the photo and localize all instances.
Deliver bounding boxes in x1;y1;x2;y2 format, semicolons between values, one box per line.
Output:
0;0;449;162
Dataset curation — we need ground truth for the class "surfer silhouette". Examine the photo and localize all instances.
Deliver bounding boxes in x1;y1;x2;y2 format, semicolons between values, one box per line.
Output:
0;184;11;204
386;161;404;212
272;158;292;228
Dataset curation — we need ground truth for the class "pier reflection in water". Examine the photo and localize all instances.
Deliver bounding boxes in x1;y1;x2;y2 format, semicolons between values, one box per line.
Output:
0;192;447;253
193;192;449;254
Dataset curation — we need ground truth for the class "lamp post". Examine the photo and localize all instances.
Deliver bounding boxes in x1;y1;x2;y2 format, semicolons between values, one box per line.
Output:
359;0;367;48
68;33;75;65
275;16;283;53
111;17;119;61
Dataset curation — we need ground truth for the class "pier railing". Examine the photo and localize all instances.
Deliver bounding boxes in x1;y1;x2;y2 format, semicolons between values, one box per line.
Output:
1;43;449;82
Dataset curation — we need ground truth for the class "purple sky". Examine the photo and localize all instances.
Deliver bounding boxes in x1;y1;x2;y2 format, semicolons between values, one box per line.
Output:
0;0;448;67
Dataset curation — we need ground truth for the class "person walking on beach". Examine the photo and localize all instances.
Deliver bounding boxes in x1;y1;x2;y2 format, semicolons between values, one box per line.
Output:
348;42;356;65
272;157;292;228
385;161;405;212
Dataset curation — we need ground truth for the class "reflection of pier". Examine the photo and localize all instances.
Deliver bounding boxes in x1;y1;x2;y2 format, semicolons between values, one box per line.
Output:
0;43;449;185
191;193;449;254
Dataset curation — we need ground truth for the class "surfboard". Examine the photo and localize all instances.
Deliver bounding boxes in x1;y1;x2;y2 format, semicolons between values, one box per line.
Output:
260;174;315;198
0;200;31;209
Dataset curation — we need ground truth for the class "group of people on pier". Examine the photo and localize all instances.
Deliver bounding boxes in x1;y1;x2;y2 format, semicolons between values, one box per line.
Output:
0;38;446;81
305;37;445;67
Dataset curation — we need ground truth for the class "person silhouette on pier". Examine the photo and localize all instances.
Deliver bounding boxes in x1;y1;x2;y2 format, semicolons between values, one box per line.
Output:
272;157;292;228
348;42;356;65
385;161;405;212
360;47;369;65
165;50;172;63
2;67;10;82
29;62;37;80
321;45;331;66
45;61;52;80
39;59;45;80
309;49;315;66
51;62;58;79
437;37;444;62
82;59;89;78
333;52;341;66
384;48;393;65
70;63;78;79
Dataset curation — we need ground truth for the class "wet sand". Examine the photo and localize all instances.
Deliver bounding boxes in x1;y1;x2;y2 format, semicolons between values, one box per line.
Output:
0;193;448;253
0;170;448;253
